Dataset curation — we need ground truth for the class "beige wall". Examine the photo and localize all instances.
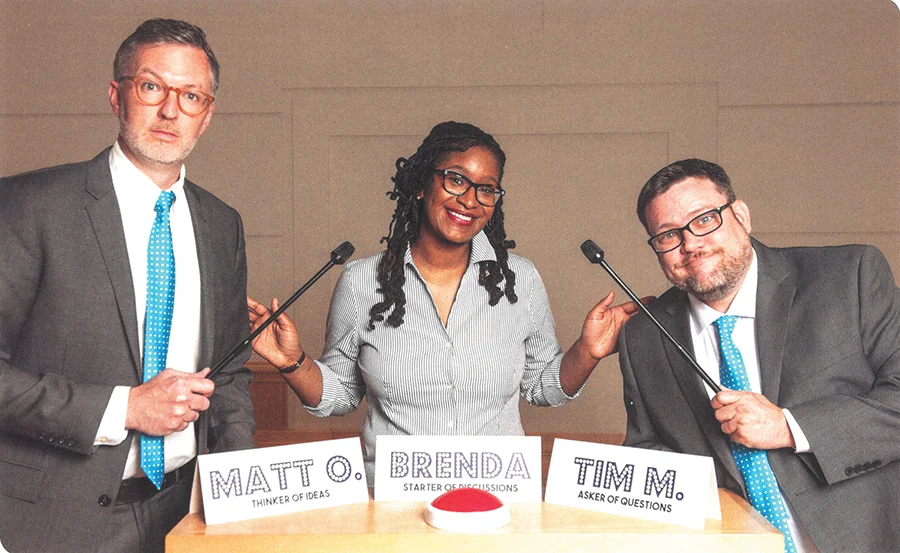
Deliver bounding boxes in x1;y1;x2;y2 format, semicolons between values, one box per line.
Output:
2;0;898;437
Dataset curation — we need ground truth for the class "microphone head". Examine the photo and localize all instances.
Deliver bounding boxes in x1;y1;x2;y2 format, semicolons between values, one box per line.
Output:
580;240;605;264
331;241;355;265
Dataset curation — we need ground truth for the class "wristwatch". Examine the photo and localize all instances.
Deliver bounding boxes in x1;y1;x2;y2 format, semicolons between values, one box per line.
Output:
277;351;306;374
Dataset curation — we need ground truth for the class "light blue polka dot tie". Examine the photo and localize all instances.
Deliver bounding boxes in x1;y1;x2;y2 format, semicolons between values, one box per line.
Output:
714;315;797;553
141;190;176;490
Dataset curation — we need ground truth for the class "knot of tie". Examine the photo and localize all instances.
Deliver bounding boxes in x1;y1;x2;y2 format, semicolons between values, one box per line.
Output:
713;314;738;337
155;190;176;214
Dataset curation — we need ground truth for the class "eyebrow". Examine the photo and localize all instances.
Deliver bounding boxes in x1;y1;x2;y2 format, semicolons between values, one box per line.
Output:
653;205;721;233
134;69;205;91
442;166;500;186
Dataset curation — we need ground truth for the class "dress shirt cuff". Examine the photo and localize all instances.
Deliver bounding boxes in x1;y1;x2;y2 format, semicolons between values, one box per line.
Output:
542;354;580;405
94;386;130;446
782;408;811;453
304;360;339;417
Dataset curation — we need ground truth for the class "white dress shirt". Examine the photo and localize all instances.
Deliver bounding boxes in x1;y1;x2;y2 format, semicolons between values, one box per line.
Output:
94;141;203;479
689;248;817;552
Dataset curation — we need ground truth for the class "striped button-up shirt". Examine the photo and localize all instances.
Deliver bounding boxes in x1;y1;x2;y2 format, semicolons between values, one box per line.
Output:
308;231;577;481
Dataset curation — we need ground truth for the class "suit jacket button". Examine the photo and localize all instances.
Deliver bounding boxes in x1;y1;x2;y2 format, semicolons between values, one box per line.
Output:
844;467;854;476
874;460;882;468
863;462;873;471
853;464;863;474
98;495;112;507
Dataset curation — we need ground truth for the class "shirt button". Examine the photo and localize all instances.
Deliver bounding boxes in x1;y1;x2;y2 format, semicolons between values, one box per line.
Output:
448;421;454;428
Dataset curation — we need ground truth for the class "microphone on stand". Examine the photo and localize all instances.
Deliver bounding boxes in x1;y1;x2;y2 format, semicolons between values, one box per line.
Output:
580;239;721;393
207;241;355;379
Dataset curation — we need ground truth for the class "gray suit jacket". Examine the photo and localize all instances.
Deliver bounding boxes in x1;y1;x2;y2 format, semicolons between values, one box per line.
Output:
0;149;256;552
619;239;900;553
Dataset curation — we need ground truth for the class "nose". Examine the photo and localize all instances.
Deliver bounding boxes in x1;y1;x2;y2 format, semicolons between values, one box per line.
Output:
455;185;480;209
679;229;703;252
157;90;180;119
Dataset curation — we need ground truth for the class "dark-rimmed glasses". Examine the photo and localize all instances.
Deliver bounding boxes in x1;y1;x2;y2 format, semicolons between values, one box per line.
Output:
118;76;215;116
647;201;734;253
433;169;505;207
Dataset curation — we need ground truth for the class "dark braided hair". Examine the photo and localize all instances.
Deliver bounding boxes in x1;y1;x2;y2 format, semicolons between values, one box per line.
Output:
367;121;518;329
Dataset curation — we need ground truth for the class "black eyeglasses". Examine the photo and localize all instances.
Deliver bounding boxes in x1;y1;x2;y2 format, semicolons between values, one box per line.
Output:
118;76;214;116
647;201;734;253
433;169;505;207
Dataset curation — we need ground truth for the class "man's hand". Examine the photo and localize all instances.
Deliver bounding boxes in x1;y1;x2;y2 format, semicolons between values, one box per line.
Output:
126;368;215;436
712;389;795;450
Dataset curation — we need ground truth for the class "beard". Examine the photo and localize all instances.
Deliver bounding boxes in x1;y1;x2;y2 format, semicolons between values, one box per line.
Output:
666;238;753;302
118;115;197;167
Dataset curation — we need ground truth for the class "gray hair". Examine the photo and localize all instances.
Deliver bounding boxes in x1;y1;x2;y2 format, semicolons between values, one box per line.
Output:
113;18;220;94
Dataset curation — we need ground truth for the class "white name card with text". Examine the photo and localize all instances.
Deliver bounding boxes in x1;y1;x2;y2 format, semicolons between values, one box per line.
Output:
374;435;542;503
544;439;720;529
198;438;369;525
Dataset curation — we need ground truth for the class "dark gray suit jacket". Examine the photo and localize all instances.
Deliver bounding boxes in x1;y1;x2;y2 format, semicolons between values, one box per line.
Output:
0;149;256;552
619;239;900;553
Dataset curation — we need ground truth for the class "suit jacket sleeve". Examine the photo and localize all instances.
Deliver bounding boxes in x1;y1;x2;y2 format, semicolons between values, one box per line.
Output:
203;206;256;453
788;246;900;485
619;328;675;452
0;170;116;456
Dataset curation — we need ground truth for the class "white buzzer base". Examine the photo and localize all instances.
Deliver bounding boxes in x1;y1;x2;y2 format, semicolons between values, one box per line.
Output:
424;501;510;532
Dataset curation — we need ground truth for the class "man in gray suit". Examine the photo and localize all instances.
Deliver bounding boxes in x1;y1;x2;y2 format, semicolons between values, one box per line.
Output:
618;159;900;553
0;19;255;553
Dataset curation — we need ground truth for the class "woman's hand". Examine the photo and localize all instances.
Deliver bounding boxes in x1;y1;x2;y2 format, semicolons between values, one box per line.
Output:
560;291;654;395
579;291;653;360
247;296;303;369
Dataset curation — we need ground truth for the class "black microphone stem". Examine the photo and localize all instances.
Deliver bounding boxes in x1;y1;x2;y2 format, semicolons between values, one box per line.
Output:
580;240;721;394
207;242;354;379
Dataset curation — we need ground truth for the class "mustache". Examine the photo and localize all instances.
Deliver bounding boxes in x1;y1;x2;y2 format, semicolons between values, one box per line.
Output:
674;247;724;270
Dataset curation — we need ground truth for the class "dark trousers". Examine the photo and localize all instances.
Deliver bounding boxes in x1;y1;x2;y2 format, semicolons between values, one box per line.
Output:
100;476;191;553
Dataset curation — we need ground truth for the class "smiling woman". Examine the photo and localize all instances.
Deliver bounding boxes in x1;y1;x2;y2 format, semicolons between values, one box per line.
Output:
247;121;645;482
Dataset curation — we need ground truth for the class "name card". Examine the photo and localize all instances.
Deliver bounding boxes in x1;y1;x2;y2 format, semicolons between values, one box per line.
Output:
198;437;369;525
374;435;542;503
544;439;720;529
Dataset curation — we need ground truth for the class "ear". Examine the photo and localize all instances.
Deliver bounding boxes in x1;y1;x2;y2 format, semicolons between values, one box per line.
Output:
108;81;122;117
730;199;752;234
196;102;216;137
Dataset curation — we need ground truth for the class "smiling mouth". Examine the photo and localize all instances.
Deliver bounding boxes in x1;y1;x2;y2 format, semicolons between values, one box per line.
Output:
446;209;475;224
678;252;710;269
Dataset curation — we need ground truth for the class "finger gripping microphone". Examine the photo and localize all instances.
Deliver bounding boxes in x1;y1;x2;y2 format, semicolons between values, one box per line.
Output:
207;241;356;379
580;239;721;393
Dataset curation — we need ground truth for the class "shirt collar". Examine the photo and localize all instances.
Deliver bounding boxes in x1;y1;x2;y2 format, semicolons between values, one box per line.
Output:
403;230;498;266
689;246;758;333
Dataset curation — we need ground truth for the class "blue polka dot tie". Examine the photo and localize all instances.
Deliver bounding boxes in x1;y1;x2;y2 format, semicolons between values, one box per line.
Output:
141;190;176;490
714;315;797;553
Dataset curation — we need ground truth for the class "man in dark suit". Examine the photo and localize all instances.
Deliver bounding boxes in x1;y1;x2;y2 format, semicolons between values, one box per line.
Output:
0;19;255;553
618;159;900;553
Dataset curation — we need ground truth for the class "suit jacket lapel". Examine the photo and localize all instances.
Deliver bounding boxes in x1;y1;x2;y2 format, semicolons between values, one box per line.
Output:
83;149;141;378
184;181;214;453
662;292;744;487
753;239;795;403
183;181;215;369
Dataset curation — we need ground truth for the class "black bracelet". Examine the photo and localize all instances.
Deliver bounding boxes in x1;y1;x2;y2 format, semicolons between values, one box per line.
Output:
277;351;306;374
